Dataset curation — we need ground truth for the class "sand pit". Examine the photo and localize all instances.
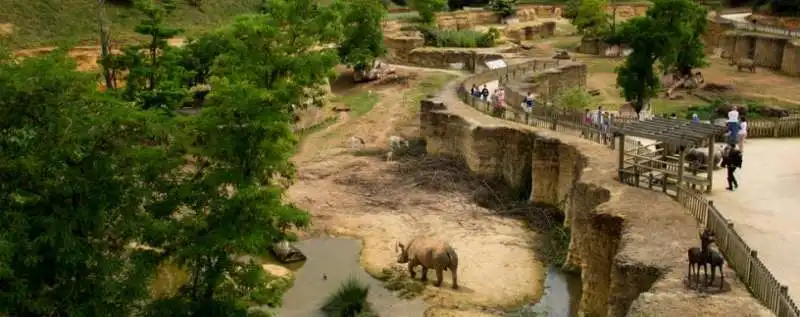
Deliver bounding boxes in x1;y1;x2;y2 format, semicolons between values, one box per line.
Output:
286;68;547;315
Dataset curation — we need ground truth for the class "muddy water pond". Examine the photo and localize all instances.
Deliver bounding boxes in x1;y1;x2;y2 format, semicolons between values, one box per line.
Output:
510;265;582;317
277;237;427;317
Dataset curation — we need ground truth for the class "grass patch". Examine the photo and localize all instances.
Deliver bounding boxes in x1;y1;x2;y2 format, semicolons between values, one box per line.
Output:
419;26;499;48
551;36;581;50
386;11;420;21
377;266;426;299
0;0;264;49
321;276;378;317
331;91;381;117
402;73;458;117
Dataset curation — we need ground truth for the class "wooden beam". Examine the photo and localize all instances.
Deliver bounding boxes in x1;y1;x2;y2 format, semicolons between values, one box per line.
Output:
618;133;626;175
612;129;697;146
620;121;713;139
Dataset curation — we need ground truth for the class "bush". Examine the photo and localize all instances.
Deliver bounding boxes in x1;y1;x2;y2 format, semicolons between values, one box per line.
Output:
487;0;518;18
321;277;377;317
418;26;498;47
553;87;593;110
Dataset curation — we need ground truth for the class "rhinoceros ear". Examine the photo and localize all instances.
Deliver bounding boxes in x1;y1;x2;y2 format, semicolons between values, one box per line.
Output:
396;242;404;253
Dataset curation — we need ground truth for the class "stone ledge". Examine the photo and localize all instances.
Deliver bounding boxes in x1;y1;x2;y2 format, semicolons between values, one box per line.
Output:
418;62;774;316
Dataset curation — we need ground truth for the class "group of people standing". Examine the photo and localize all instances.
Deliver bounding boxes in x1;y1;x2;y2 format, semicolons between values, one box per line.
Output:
470;84;505;116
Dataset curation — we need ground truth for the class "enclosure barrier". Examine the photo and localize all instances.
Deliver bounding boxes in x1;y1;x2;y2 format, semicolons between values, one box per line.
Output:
453;59;800;317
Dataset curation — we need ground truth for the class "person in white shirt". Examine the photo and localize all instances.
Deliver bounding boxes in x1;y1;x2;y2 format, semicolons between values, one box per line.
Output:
737;116;748;151
726;105;740;145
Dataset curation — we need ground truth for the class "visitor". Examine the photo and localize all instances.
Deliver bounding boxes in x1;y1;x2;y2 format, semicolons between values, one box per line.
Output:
592;106;604;129
470;84;479;97
727;105;740;145
524;92;535;112
496;88;505;110
481;85;490;102
601;112;611;144
691;113;700;123
738;116;748;151
721;144;743;191
670;113;677;119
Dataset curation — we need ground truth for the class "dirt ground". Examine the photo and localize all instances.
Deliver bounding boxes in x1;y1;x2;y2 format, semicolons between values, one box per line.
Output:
287;67;547;316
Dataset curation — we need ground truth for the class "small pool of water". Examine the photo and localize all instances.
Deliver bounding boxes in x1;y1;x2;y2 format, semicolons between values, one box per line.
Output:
510;265;582;317
276;237;427;317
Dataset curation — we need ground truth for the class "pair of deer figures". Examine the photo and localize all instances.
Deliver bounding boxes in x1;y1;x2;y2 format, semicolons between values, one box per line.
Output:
687;228;725;290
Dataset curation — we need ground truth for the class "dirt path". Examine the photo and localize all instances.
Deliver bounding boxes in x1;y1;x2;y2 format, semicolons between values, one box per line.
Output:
287;69;545;316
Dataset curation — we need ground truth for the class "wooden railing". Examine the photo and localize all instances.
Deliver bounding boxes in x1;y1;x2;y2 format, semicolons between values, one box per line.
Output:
675;187;799;317
745;117;800;138
454;60;800;317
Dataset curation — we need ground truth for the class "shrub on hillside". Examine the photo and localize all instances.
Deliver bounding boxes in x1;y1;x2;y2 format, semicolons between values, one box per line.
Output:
487;0;517;18
554;87;593;110
418;26;498;47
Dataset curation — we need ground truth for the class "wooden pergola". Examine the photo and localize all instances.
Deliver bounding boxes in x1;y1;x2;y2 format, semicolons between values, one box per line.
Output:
613;117;727;194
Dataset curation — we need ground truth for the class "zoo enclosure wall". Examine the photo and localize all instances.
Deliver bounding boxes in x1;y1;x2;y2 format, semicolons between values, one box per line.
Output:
455;58;800;317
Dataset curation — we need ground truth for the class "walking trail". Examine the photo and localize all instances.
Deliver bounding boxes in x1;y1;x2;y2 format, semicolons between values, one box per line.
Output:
709;138;800;304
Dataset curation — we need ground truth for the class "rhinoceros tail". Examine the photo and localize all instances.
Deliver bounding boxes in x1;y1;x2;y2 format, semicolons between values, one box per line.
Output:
445;245;458;272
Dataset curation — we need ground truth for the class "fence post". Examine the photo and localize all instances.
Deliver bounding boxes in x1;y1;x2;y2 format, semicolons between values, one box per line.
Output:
773;118;780;138
779;285;789;316
550;108;558;131
707;200;714;228
747;250;758;286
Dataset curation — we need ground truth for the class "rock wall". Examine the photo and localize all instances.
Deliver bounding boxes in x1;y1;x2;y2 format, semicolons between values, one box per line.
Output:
418;59;775;317
504;21;557;42
709;22;800;76
433;4;648;30
384;36;425;65
782;40;800;76
386;44;504;72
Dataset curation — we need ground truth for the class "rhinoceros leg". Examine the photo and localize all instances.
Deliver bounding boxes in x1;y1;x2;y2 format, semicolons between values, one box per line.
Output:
451;268;459;289
408;261;417;279
420;267;429;281
435;268;444;287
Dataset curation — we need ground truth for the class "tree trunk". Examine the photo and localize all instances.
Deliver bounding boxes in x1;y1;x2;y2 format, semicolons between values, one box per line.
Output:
98;0;114;90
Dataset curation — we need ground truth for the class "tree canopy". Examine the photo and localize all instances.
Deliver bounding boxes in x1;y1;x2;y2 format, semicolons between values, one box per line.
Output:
572;0;611;37
333;0;388;72
611;0;708;115
0;0;345;315
410;0;449;24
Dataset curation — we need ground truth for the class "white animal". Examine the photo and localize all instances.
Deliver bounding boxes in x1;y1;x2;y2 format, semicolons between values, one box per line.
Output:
349;136;366;151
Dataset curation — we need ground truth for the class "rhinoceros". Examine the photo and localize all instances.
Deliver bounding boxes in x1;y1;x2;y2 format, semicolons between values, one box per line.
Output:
396;237;459;289
684;146;725;170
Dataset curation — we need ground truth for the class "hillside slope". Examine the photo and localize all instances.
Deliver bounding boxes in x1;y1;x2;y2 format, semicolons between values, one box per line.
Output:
0;0;262;48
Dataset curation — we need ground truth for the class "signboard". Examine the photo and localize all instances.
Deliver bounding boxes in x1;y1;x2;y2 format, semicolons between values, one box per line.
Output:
484;59;507;70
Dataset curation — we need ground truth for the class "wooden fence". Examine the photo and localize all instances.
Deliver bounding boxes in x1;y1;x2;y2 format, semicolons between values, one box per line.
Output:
456;75;800;317
744;117;800;138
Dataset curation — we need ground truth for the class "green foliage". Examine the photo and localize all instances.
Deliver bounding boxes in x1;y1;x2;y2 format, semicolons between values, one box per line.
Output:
106;0;193;110
333;92;382;117
546;226;571;268
0;0;265;49
0;49;174;316
612;0;707;114
487;0;518;18
409;0;448;24
562;0;579;19
554;87;594;110
418;26;498;47
572;0;611;36
321;277;377;317
333;0;388;72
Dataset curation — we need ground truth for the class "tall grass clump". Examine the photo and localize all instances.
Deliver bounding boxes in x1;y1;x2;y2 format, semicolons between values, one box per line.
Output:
419;26;499;47
321;277;378;317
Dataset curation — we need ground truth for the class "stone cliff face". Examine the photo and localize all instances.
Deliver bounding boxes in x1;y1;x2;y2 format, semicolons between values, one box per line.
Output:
417;60;775;317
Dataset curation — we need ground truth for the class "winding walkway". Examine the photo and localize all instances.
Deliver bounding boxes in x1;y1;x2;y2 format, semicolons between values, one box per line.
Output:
709;138;800;303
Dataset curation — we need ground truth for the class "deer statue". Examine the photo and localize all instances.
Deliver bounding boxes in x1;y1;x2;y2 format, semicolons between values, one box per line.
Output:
706;247;726;290
687;228;715;289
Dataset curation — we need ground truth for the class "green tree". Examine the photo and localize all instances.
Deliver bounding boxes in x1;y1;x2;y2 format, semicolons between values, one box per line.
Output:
645;0;708;76
146;1;339;313
487;0;517;18
110;0;192;110
0;50;175;316
611;0;708;116
333;0;388;77
410;0;448;25
613;17;663;116
573;0;611;37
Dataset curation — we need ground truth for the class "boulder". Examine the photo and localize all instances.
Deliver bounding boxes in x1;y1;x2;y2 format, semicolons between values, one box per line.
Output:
261;264;293;280
271;240;307;263
759;105;790;118
552;50;571;60
353;61;396;83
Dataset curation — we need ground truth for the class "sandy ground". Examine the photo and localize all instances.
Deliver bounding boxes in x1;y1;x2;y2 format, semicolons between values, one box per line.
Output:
287;68;546;315
709;138;800;304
